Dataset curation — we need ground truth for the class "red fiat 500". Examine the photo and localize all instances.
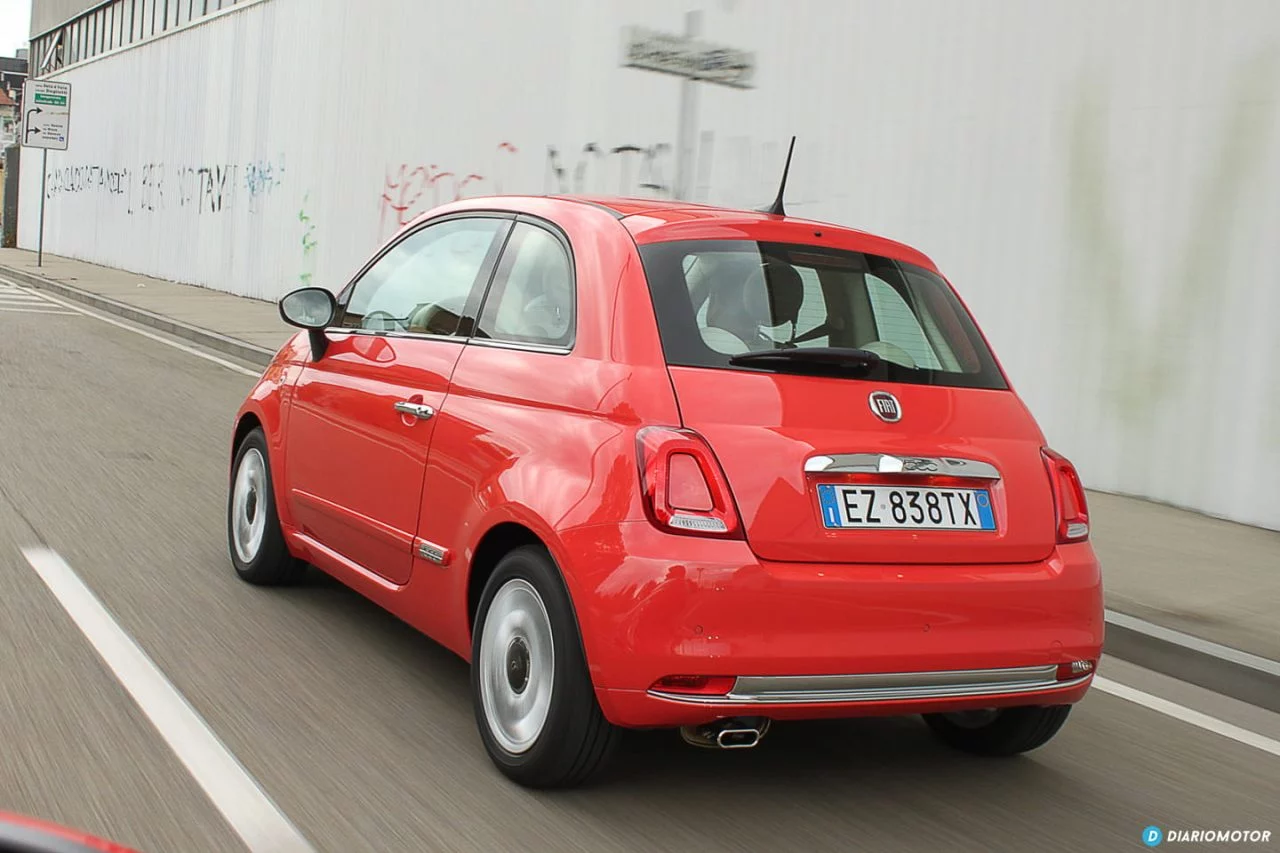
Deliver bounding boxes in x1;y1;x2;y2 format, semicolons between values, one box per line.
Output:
228;194;1103;788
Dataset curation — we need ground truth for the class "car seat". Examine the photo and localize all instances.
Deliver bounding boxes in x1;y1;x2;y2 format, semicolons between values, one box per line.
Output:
703;258;805;353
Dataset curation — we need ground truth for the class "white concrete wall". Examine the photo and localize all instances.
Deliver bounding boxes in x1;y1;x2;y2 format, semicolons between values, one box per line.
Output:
17;0;1280;530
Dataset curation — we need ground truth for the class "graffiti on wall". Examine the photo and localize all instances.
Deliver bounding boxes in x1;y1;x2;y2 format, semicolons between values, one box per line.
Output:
378;142;520;238
376;139;690;239
45;155;287;216
297;191;318;287
543;142;672;196
374;134;793;239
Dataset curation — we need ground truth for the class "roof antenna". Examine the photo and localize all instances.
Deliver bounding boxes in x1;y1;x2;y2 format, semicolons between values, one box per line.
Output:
758;136;796;217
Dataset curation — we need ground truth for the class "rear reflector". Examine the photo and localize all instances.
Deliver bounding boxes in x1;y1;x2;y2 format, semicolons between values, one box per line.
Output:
1056;660;1095;680
650;675;737;696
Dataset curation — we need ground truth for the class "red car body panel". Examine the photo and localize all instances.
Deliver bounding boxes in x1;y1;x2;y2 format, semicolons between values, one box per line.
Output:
285;334;463;586
234;194;1105;729
667;367;1059;565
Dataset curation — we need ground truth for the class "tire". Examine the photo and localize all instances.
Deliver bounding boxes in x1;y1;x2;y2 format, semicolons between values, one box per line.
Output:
471;545;619;788
923;705;1072;756
227;428;306;586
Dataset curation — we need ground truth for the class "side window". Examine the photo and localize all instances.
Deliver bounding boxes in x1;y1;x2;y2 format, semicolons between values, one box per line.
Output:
476;223;575;348
339;217;505;336
865;275;943;369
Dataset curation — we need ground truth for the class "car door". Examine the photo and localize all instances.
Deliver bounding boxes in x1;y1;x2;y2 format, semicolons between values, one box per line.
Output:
284;214;511;585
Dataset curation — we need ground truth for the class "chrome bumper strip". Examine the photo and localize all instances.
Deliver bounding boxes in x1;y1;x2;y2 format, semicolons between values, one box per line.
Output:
649;665;1091;705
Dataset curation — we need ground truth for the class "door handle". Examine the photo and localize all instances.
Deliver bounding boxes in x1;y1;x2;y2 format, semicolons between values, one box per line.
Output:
394;401;435;420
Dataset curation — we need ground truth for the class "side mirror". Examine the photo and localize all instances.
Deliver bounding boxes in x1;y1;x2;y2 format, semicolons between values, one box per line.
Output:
279;287;336;361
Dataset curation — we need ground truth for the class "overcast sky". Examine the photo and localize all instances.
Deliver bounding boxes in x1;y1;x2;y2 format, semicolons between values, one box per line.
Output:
1;0;31;57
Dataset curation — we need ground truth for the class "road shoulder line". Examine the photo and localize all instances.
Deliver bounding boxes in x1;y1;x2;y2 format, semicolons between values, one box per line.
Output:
20;547;316;853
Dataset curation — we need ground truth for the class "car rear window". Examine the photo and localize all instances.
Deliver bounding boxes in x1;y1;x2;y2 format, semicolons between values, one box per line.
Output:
637;239;1008;390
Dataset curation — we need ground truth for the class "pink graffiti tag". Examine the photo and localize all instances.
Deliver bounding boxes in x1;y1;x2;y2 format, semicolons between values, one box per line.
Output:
380;164;434;237
377;146;519;238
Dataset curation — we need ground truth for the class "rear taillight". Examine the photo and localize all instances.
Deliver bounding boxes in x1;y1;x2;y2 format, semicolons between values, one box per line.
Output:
1042;448;1090;543
636;426;743;539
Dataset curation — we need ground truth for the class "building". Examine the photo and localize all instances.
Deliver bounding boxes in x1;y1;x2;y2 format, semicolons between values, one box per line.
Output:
0;50;28;144
0;50;27;99
17;0;1280;531
0;87;18;146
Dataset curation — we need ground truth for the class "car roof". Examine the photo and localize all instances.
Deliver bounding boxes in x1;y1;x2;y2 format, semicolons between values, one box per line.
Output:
552;195;939;272
419;194;939;273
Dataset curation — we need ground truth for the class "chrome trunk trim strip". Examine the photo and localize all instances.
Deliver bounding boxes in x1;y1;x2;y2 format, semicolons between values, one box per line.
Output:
804;453;1001;479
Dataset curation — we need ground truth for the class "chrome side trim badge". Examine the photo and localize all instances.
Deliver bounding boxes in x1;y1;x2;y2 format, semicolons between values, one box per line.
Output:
415;539;451;566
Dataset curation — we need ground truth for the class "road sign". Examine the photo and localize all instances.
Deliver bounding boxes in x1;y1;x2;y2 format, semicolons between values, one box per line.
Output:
22;80;72;151
621;26;755;90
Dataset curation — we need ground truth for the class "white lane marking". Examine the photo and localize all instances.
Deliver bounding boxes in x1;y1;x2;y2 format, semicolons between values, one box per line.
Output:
0;277;260;378
0;295;56;305
0;306;79;315
21;547;317;853
1105;609;1280;678
1093;676;1280;758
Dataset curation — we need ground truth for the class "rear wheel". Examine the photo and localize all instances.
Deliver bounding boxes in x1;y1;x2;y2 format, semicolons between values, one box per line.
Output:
228;428;305;585
923;705;1071;756
471;545;618;788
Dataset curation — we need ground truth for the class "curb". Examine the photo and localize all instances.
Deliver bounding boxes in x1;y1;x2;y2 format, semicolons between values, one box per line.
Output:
5;258;1277;713
0;263;275;368
1103;611;1280;713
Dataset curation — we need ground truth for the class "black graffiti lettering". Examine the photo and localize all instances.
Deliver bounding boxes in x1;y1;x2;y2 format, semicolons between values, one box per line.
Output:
545;141;672;197
41;158;278;216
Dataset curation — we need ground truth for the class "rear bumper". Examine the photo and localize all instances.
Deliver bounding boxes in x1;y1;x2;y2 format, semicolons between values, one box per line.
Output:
601;672;1093;728
559;522;1104;728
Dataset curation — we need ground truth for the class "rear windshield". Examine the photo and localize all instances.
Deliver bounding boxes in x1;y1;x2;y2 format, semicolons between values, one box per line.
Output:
637;239;1008;390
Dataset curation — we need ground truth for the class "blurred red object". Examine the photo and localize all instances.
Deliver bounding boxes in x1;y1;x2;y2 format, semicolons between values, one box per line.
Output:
0;810;140;852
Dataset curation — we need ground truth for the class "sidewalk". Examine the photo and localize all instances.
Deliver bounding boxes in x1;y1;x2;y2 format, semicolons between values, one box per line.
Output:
2;249;1277;694
0;248;291;363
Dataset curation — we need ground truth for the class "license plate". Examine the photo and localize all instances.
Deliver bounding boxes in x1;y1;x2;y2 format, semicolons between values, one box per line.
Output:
817;484;996;530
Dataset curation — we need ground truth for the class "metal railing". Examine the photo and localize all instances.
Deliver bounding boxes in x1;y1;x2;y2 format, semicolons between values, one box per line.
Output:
31;0;253;76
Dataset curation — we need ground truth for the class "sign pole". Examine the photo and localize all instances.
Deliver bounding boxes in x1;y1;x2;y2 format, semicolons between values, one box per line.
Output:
621;22;754;200
37;148;47;267
674;10;703;201
22;78;72;269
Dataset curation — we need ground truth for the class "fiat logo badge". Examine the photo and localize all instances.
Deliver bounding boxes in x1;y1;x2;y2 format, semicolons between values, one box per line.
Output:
869;391;902;423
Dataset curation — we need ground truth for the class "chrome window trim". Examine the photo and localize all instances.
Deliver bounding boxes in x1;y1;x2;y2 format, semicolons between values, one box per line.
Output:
466;337;573;356
327;328;464;345
324;325;572;356
804;453;1001;479
649;665;1090;705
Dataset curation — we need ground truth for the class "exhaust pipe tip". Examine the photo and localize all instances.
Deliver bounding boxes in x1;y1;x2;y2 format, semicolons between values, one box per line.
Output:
680;717;771;750
715;727;761;749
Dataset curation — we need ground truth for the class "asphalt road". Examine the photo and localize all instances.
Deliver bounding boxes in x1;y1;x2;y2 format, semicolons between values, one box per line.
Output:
1;291;1278;853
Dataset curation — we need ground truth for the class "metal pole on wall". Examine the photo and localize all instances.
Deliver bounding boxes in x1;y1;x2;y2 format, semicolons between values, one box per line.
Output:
674;10;703;201
37;148;47;267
